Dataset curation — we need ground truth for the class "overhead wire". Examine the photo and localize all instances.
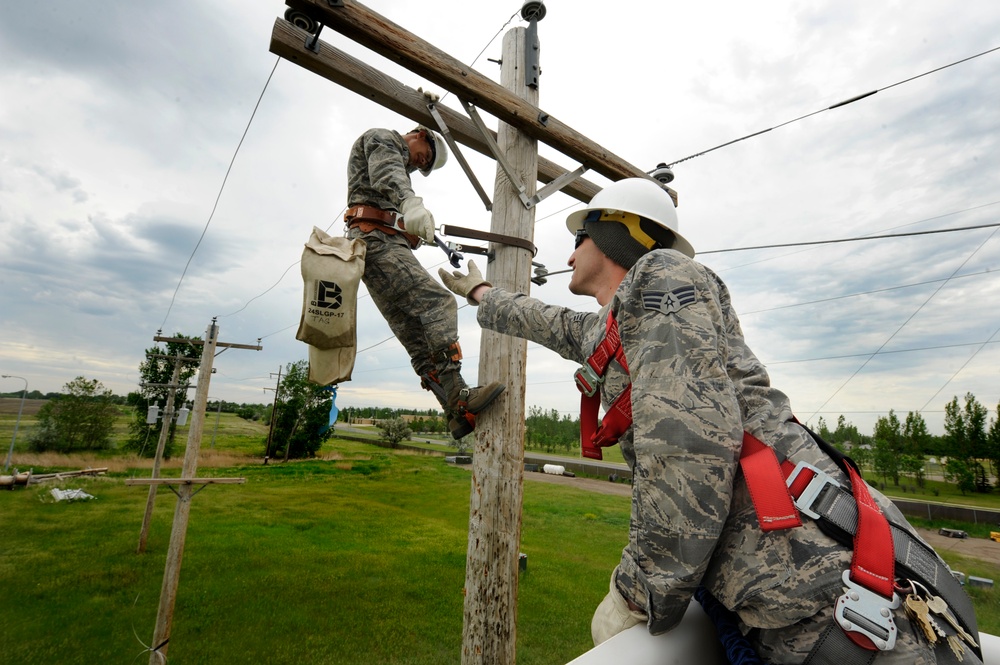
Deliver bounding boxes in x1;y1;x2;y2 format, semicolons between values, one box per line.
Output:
920;324;1000;411
661;44;1000;168
159;56;281;332
804;224;1000;422
164;15;997;419
241;9;529;360
700;221;1000;255
212;9;523;355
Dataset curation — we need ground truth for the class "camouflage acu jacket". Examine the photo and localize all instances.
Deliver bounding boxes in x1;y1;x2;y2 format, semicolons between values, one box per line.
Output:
478;249;922;635
347;128;416;212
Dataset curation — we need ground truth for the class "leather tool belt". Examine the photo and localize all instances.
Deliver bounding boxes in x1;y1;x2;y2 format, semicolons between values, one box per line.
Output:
345;204;420;249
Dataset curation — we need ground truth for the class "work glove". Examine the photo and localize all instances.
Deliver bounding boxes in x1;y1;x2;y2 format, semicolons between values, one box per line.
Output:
418;87;440;103
438;260;491;306
591;567;646;646
400;196;436;244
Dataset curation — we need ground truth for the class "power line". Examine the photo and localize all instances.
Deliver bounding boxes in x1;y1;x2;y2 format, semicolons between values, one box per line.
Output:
805;222;1000;421
766;338;1000;365
159;57;281;331
740;268;996;315
663;44;1000;168
700;221;1000;255
920;323;1000;411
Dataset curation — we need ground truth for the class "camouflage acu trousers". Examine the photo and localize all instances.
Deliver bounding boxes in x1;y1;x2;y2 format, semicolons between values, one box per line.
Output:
348;226;459;378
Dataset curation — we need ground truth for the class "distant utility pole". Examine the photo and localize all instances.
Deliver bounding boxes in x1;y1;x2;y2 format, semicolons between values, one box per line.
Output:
263;366;283;464
1;374;28;472
137;352;196;554
126;319;260;665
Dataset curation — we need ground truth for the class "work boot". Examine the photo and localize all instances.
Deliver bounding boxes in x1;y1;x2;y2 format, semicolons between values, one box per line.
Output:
447;382;506;440
437;363;505;439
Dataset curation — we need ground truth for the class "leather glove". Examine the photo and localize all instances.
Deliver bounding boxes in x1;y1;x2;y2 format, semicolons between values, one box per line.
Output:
400;196;436;244
591;567;646;646
438;260;491;306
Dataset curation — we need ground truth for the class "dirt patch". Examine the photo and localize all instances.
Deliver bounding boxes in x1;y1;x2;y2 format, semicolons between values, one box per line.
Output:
524;468;632;497
0;397;45;416
918;529;1000;567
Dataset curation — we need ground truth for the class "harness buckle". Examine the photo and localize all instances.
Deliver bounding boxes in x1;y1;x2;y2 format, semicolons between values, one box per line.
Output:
786;461;841;519
574;364;603;397
835;570;900;651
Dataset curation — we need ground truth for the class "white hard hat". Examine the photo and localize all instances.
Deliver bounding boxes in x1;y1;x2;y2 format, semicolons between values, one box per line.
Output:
566;178;694;258
414;126;449;176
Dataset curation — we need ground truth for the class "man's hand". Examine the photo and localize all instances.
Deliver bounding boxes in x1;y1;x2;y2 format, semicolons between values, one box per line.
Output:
438;260;491;306
400;196;436;244
591;567;646;646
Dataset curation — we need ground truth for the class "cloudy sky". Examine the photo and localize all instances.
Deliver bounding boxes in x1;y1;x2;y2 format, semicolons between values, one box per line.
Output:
1;0;998;436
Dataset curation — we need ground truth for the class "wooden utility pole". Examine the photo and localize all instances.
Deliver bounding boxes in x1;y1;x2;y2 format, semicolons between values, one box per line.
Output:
137;352;192;554
149;320;218;663
462;25;537;665
267;2;680;660
127;320;258;664
263;366;283;463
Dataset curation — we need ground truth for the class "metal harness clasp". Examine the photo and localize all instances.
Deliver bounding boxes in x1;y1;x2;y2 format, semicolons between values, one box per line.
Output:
785;461;841;519
835;571;900;651
574;364;603;397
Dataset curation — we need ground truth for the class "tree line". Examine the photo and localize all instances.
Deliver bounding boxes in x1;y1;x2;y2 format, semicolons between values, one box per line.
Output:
14;336;1000;496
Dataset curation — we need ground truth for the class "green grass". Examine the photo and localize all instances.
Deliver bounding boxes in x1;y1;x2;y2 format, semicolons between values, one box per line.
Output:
2;412;998;663
0;443;628;664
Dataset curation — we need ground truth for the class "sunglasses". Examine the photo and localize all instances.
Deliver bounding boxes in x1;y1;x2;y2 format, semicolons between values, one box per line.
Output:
574;228;589;249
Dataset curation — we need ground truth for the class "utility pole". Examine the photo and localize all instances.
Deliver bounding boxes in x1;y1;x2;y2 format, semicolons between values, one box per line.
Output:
267;2;680;661
137;352;195;554
126;319;259;664
462;14;540;663
263;366;283;464
1;374;27;472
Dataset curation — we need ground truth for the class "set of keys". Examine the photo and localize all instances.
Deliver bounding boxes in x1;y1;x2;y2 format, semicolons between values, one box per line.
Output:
902;580;978;661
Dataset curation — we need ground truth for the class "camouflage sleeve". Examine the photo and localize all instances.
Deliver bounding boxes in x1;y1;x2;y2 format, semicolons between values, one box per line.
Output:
611;250;744;634
477;287;599;363
347;129;415;210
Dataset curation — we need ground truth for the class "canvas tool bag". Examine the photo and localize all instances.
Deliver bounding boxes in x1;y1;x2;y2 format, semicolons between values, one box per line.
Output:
296;226;366;385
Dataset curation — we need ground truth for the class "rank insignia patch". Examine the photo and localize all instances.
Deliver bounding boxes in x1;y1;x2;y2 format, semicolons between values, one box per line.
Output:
641;285;696;315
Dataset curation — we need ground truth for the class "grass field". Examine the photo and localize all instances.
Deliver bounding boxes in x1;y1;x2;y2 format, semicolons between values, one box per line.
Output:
1;442;627;664
1;408;998;663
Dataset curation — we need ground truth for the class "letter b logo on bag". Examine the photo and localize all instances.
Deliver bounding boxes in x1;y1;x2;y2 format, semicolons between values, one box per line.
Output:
312;280;343;310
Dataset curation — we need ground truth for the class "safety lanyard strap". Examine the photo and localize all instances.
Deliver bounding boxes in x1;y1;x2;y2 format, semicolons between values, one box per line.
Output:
743;433;896;599
739;432;803;531
841;463;895;598
578;313;630;460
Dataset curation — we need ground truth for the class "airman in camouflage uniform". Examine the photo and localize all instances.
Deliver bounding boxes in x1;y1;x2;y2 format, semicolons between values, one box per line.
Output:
439;179;975;664
345;127;503;438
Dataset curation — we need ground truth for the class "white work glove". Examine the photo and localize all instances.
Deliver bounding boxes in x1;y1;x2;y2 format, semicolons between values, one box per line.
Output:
400;196;436;244
591;567;646;646
418;87;440;103
438;260;491;306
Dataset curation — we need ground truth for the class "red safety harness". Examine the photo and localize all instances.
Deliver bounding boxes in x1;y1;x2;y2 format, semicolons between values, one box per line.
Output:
576;311;899;653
